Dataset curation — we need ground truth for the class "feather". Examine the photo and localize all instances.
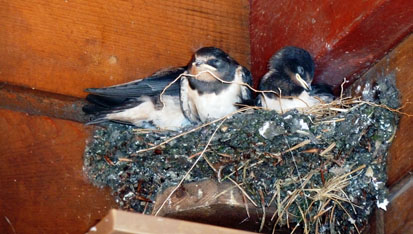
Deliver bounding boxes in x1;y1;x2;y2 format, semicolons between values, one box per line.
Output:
85;67;185;98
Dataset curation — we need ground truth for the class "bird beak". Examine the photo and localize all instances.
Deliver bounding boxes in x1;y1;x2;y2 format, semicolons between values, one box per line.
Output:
295;73;311;91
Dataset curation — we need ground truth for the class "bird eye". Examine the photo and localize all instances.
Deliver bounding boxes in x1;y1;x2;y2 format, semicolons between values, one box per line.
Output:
208;59;221;67
297;66;305;75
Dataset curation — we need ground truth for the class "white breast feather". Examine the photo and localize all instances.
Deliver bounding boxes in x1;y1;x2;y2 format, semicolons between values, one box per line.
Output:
187;71;244;122
106;95;190;130
260;91;320;113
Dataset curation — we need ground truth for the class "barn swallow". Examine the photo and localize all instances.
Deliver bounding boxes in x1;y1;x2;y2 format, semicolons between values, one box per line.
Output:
180;47;252;123
83;67;192;130
83;47;252;130
257;46;333;113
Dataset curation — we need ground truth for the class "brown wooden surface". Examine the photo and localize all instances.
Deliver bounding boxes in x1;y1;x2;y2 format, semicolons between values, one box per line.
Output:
0;109;115;234
0;0;250;98
88;209;256;234
385;35;413;186
384;175;413;234
0;82;87;123
250;0;413;90
153;179;284;233
348;34;413;187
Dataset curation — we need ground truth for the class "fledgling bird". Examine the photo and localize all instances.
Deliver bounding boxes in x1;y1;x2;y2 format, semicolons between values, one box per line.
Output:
180;47;252;123
257;46;333;113
83;47;252;130
83;67;191;130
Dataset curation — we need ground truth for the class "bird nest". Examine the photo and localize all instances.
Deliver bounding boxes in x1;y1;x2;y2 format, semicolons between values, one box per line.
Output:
84;75;402;233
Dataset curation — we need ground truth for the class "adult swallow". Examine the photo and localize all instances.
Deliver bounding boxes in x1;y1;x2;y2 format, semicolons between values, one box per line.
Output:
180;47;252;123
83;67;191;130
257;46;332;113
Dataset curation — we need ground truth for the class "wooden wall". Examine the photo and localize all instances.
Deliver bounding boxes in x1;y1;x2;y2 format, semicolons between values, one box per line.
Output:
1;0;412;233
0;0;250;98
348;34;413;234
0;1;251;233
0;109;116;233
250;0;413;90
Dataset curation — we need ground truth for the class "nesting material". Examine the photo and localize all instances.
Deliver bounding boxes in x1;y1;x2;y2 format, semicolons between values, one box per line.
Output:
84;76;400;233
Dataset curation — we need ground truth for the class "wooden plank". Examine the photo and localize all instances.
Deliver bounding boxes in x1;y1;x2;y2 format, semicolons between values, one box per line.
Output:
250;0;413;90
0;82;87;123
0;109;115;233
152;179;277;233
0;0;250;98
384;175;413;234
87;209;256;234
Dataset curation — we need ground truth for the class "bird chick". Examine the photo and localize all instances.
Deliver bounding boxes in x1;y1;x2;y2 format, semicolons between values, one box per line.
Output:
83;47;253;130
257;46;333;113
180;47;252;123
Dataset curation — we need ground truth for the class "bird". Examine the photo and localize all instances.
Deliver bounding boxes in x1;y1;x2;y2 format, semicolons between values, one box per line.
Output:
180;47;252;123
83;67;191;130
256;46;333;113
83;47;252;130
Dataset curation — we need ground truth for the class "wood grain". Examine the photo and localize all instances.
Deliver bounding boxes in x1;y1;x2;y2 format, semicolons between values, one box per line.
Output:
384;175;413;234
0;0;250;98
382;35;413;187
89;209;256;234
0;82;87;123
0;109;115;233
250;0;413;90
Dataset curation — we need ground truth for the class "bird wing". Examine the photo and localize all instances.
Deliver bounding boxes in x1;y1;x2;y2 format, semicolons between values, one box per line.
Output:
85;66;186;98
239;66;254;105
179;75;200;123
83;97;146;124
83;66;185;116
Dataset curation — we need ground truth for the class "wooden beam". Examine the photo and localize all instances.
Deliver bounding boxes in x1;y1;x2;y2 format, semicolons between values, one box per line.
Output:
250;0;413;91
0;82;87;123
0;109;115;233
0;0;250;98
88;209;256;234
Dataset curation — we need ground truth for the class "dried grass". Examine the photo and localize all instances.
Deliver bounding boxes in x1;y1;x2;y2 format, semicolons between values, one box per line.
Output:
145;75;409;232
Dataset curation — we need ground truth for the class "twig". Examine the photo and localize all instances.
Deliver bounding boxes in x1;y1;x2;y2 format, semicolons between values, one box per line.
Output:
227;177;258;207
118;158;133;162
340;78;349;102
242;193;251;219
320;142;336;156
279;135;321;155
154;119;226;216
159;69;310;108
4;216;16;234
159;73;185;108
259;189;266;233
361;100;413;117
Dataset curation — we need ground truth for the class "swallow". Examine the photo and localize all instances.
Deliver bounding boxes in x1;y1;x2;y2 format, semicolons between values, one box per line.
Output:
83;47;252;130
83;67;192;130
257;46;333;113
180;47;252;123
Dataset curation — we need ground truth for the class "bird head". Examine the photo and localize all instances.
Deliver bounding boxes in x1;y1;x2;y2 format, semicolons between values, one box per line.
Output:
269;46;315;91
188;47;235;82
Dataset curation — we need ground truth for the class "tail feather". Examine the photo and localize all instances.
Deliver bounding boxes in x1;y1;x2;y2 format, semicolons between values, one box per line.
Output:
85;94;127;109
84;115;109;125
